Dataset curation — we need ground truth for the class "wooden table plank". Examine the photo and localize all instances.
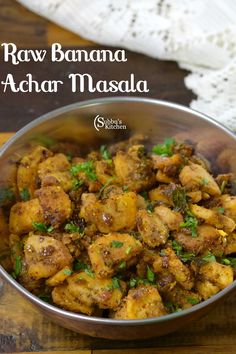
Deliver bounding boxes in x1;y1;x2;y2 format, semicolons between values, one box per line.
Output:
0;0;93;47
93;347;236;354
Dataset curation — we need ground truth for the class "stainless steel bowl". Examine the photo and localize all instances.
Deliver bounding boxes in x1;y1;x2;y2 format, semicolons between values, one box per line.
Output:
0;97;236;340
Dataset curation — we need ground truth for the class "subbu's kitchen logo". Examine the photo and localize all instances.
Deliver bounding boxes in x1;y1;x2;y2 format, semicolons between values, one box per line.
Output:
94;115;127;131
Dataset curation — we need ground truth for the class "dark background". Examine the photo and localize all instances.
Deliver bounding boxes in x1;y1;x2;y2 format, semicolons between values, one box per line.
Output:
0;0;193;132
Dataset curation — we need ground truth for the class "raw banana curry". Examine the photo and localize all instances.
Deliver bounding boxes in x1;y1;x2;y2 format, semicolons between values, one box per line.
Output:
1;136;236;319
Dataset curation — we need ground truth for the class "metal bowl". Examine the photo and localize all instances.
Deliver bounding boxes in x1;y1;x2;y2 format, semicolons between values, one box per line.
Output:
0;97;236;340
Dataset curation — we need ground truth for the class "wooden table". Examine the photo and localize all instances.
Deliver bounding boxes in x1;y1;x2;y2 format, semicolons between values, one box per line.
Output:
0;1;236;353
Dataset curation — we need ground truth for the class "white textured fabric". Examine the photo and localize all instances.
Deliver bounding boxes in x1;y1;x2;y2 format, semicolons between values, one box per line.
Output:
17;0;236;131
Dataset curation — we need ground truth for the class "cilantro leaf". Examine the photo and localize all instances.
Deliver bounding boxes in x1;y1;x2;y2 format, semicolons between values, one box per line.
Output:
147;202;154;213
73;260;88;271
85;267;95;278
221;257;236;268
0;187;14;207
71;161;97;181
111;240;124;248
11;255;22;279
100;145;111;160
112;277;120;289
63;268;72;276
20;187;30;201
118;261;126;269
129;278;137;288
180;211;198;237
38;294;52;303
152;138;175;157
201;252;216;263
32;222;54;233
98;177;115;197
171;240;195;263
172;187;187;212
64;222;84;235
217;207;225;214
147;265;155;282
72;179;84;191
186;297;199;305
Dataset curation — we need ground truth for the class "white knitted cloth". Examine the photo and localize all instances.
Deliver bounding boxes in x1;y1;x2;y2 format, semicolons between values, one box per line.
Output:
18;0;236;131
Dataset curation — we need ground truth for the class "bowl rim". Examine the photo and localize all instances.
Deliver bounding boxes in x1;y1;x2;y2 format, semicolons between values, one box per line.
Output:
1;95;236;326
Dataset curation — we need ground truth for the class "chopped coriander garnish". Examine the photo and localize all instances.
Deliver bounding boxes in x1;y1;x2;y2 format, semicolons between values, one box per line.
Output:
112;277;121;289
20;187;30;201
160;249;166;257
152;138;175;157
123;185;129;192
70;161;97;181
147;202;154;213
125;246;132;255
147;265;155;282
165;302;182;313
118;261;126;269
139;191;148;200
98;177;115;197
129;278;138;288
172;187;187;213
220;180;227;193
201;178;209;185
85;267;95;278
187;297;199;305
73;259;87;271
221;257;236;268
63;268;72;276
100;145;111;160
11;255;22;279
180;211;198;237
32;222;54;233
64;222;84;235
201;252;216;263
38;294;52;303
72;179;84;191
0;187;14;207
47;225;54;233
217;207;225;214
111;240;124;248
221;258;231;265
171;240;182;256
171;240;195;262
180;252;196;263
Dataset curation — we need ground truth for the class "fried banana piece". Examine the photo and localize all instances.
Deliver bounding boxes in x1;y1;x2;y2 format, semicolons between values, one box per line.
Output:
36;186;72;228
220;195;236;222
38;153;73;192
9;198;44;235
67;272;125;310
154;205;183;231
179;163;221;197
24;234;72;279
173;224;225;256
52;283;94;315
190;204;235;233
113;285;166;319
136;209;169;248
153;247;193;290
46;266;72;287
114;145;155;192
17;145;52;198
164;285;201;310
80;191;137;233
196;262;233;300
88;233;142;278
